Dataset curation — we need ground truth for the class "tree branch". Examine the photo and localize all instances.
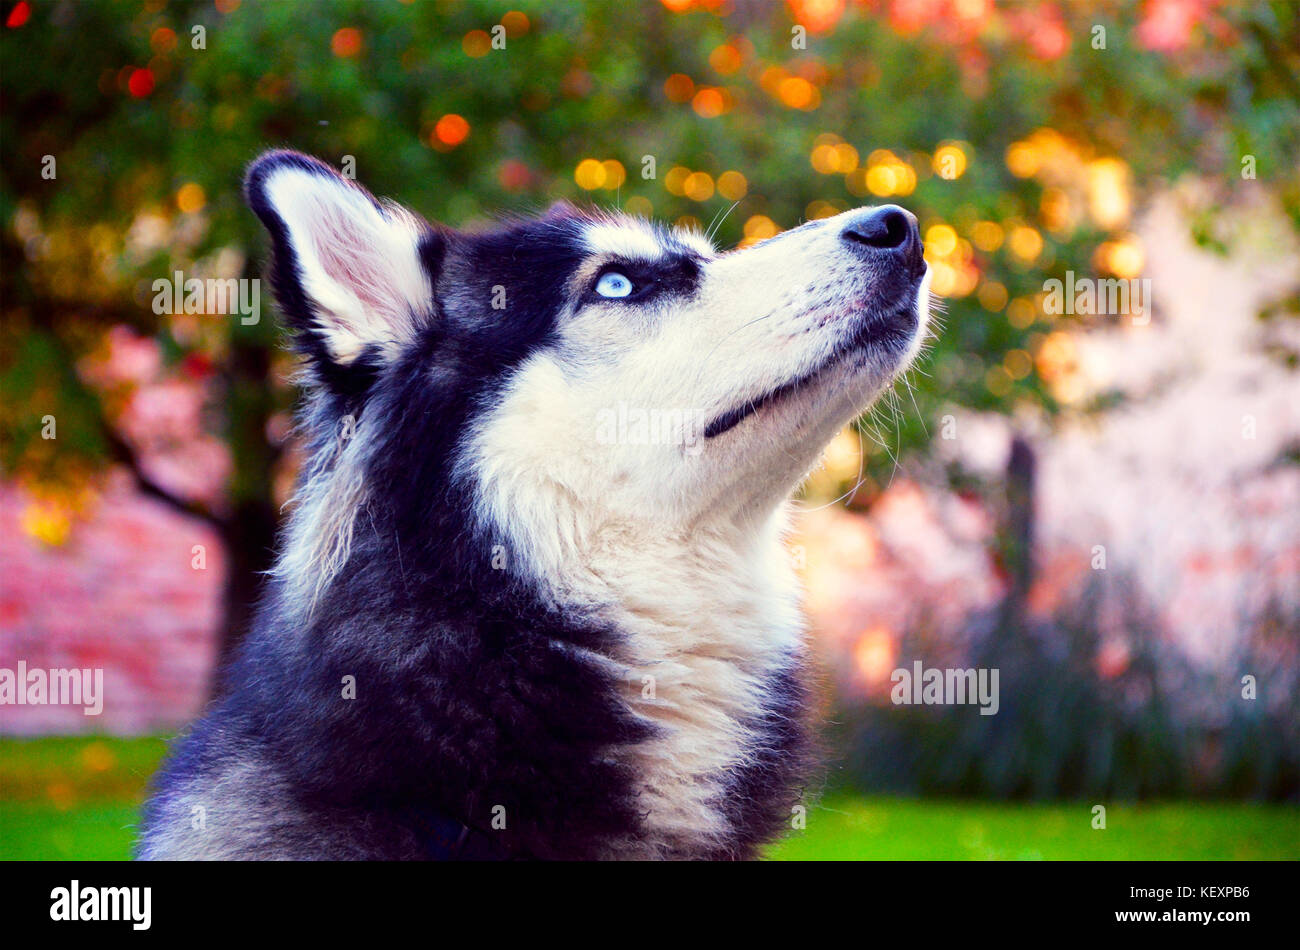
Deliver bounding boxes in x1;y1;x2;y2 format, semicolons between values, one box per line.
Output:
101;427;226;530
31;320;228;531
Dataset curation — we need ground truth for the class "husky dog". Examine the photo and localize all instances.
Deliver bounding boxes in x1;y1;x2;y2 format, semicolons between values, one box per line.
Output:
137;150;930;860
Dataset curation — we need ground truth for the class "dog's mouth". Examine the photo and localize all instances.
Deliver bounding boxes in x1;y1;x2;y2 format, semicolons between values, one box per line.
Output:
703;291;922;440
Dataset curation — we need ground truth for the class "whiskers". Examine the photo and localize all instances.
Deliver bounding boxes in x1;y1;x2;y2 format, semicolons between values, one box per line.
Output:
704;200;742;245
794;293;940;514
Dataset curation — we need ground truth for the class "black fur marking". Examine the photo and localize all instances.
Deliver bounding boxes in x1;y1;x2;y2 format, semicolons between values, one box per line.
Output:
583;253;701;306
713;661;821;859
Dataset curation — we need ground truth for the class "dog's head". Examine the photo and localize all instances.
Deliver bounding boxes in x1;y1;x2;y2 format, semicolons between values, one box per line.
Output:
247;151;929;585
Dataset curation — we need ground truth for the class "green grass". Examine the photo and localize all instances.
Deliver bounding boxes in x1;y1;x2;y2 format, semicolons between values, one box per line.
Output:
766;797;1300;860
1;802;144;861
0;736;167;861
2;737;1296;860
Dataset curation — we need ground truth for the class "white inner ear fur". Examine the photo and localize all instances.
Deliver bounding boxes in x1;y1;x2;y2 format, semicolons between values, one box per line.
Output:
263;168;431;363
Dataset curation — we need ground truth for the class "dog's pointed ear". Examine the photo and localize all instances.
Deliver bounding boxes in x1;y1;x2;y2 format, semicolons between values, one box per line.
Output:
244;150;435;366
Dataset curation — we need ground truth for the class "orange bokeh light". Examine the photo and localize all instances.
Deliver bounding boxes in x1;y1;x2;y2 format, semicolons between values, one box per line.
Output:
664;73;694;103
691;87;726;118
500;11;529;36
462;30;491;57
777;76;818;110
787;0;845;34
709;44;742;75
434;114;470;147
150;27;177;53
331;27;363;59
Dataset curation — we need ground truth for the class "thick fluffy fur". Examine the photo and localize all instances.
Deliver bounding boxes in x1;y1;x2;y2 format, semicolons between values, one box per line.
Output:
137;151;929;860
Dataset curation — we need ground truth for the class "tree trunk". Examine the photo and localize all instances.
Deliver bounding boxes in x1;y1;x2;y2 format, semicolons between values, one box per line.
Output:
207;320;282;698
999;434;1038;630
211;498;279;695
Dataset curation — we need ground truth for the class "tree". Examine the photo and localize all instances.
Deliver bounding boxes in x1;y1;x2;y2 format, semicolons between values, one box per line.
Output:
3;0;1296;687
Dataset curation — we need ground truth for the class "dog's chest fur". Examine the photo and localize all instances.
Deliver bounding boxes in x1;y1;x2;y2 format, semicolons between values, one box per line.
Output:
138;473;816;861
552;512;814;858
466;402;817;858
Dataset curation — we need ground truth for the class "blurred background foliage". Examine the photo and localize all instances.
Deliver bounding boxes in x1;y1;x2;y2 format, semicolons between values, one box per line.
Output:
837;578;1300;800
5;1;1298;519
2;0;1299;844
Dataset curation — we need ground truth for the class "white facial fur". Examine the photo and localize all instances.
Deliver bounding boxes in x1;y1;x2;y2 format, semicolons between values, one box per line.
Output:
468;209;931;578
466;209;929;856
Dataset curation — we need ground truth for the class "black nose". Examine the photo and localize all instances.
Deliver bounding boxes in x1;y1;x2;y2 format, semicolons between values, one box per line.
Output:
841;205;922;269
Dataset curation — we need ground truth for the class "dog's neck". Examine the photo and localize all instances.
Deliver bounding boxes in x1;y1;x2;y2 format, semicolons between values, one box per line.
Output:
477;471;808;855
280;404;812;856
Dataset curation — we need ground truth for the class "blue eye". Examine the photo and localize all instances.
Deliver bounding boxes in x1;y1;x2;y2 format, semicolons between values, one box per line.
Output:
595;272;633;298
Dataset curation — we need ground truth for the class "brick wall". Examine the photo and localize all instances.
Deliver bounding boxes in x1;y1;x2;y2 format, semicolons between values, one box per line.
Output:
0;481;223;735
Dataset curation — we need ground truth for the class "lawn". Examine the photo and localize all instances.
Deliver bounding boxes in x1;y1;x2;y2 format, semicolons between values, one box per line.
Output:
767;797;1299;860
2;737;1296;860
